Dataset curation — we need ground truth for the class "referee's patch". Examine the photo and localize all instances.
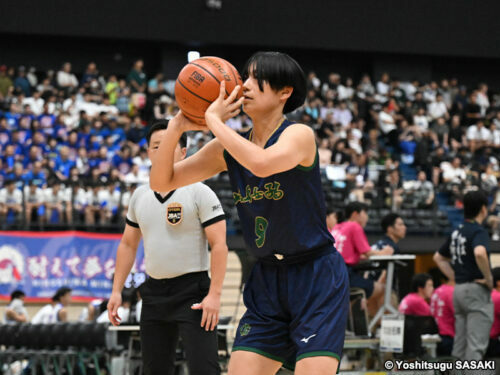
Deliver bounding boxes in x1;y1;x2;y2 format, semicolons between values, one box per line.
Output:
166;202;183;225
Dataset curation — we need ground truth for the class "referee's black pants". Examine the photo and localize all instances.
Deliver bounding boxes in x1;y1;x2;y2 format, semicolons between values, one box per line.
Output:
139;271;220;375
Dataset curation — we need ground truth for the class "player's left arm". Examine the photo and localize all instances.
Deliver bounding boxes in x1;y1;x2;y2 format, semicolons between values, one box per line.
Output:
195;220;228;331
205;82;316;177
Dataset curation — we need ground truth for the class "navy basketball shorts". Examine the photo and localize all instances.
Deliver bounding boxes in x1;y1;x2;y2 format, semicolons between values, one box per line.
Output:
232;250;349;370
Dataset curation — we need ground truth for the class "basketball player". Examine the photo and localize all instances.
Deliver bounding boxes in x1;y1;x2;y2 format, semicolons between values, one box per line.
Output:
150;52;349;375
31;287;72;323
107;121;227;375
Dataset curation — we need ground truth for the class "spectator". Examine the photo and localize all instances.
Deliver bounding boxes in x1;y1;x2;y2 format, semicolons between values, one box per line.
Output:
449;115;466;151
378;102;398;148
464;92;482;126
434;190;493;360
487;267;500;356
428;93;449;121
13;66;31;96
404;171;435;208
413;107;430;134
466;119;491;152
127;59;146;93
44;181;70;224
318;138;332;167
98;182;121;224
332;202;394;316
376;72;390;96
0;180;22;225
0;65;13;99
442;157;466;185
373;213;407;254
32;286;72;323
430;273;455;356
476;83;490;117
4;290;28;323
399;273;433;316
24;181;45;225
57;62;79;92
430;117;449;148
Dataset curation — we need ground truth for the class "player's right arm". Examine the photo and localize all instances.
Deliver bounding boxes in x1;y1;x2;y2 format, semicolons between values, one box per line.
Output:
150;113;227;192
108;224;142;325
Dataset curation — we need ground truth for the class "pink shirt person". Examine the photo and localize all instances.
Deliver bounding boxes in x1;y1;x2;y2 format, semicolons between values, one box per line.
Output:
399;293;432;316
490;289;500;339
331;221;371;266
430;284;455;337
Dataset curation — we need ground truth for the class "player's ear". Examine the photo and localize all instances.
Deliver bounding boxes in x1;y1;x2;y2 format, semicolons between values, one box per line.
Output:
180;147;187;160
279;86;293;101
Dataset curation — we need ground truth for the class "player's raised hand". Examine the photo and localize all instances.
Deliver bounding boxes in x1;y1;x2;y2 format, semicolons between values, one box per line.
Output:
107;291;122;326
191;292;221;331
205;80;244;124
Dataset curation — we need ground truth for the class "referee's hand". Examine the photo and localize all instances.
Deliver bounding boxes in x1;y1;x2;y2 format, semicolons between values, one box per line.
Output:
191;292;221;331
108;292;122;326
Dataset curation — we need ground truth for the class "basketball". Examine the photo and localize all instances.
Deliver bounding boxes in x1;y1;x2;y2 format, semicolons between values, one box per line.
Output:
174;56;243;125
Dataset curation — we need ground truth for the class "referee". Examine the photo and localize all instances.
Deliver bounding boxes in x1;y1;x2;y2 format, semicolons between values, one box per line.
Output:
108;121;227;375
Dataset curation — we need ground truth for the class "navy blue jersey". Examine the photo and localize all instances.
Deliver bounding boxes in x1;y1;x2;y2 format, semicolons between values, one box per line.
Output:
373;235;401;254
438;221;490;283
223;119;334;258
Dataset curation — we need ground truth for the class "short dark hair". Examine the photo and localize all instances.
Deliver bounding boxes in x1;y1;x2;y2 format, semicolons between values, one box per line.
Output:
146;120;187;148
52;287;72;302
242;51;306;113
463;190;488;219
10;290;25;301
493;267;500;287
411;273;432;293
345;202;368;220
381;213;401;233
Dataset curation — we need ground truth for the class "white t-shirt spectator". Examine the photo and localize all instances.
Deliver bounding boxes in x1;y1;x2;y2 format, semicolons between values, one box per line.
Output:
44;188;68;204
476;92;490;117
428;101;448;120
57;71;78;88
0;189;22;205
24;186;45;204
132;156;151;180
4;298;29;323
332;107;353;127
376;81;390;96
378;111;397;134
466;125;492;141
98;189;121;212
31;304;56;324
413;114;429;132
492;129;500;146
23;96;45;115
441;164;466;184
337;85;354;101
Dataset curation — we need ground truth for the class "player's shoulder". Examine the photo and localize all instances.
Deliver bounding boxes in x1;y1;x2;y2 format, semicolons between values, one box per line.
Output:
282;122;315;137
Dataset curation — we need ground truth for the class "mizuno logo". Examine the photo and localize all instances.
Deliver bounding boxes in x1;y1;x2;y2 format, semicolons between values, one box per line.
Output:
300;334;317;343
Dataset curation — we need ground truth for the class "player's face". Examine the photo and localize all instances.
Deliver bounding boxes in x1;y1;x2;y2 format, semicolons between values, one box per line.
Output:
359;210;368;228
242;71;291;116
61;292;72;306
423;279;434;299
148;129;186;164
392;218;406;240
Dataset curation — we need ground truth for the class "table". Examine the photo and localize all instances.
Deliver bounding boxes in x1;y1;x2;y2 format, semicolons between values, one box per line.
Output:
367;254;416;332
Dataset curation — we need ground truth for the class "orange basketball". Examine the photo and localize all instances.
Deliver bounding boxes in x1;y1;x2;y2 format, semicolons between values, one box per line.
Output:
174;56;243;125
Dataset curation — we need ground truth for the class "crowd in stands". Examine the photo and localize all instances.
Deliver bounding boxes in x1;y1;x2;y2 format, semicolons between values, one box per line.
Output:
0;60;499;236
